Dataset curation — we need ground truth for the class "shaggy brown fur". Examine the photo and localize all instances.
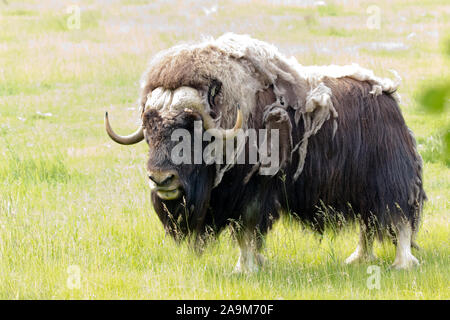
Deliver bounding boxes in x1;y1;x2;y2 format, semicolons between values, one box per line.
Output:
116;34;426;263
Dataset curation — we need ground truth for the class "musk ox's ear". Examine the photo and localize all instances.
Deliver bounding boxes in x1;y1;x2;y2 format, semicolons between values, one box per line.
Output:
273;78;300;110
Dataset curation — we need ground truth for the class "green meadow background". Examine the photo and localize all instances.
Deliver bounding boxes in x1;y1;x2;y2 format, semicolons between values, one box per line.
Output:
0;0;448;299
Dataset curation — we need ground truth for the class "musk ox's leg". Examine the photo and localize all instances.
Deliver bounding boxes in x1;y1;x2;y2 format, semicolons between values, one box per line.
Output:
232;190;277;273
233;230;265;274
392;220;419;269
345;222;376;264
392;233;421;250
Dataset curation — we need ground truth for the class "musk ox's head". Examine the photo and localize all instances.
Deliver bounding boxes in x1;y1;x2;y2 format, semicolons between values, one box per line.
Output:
104;33;306;240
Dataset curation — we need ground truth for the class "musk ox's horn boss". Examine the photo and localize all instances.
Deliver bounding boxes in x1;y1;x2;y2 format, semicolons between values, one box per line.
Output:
105;34;426;272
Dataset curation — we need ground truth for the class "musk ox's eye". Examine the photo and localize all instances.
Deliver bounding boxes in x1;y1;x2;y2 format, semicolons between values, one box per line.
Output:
208;80;222;108
209;110;218;119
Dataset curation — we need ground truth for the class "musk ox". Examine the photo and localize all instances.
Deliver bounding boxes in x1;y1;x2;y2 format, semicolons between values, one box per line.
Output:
105;33;426;272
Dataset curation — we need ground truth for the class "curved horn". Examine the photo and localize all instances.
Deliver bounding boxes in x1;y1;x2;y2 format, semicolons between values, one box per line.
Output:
204;106;243;139
104;111;144;145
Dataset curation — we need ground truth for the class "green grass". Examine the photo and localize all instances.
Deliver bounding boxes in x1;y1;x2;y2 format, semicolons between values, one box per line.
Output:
0;0;449;299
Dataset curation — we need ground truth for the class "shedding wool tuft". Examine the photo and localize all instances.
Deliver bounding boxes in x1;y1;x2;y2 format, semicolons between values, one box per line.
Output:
285;60;402;180
292;82;337;180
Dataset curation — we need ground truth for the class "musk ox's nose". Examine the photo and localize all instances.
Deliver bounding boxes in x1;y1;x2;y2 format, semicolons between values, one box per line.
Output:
147;170;182;200
148;171;176;186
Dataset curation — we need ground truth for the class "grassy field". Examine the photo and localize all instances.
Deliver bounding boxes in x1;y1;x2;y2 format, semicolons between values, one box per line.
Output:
0;0;449;299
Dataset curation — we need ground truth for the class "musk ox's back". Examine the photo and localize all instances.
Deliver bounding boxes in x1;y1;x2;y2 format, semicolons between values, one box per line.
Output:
105;33;426;271
286;76;425;231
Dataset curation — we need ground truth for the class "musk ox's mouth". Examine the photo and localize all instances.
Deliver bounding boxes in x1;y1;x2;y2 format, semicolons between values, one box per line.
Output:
148;175;182;200
155;187;182;200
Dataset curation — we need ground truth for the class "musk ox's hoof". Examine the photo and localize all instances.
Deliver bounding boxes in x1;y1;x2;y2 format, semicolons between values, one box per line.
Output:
233;253;265;274
345;250;376;265
232;263;248;274
345;254;377;265
391;254;420;270
233;262;258;274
